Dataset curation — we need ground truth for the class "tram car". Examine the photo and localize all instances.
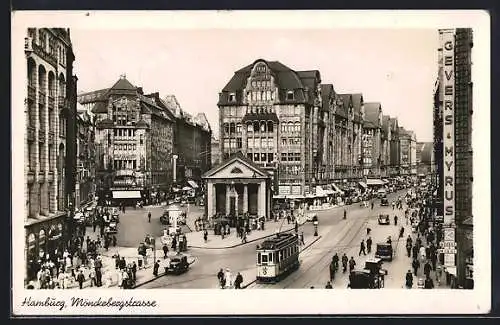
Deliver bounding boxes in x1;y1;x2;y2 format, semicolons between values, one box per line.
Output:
256;232;300;283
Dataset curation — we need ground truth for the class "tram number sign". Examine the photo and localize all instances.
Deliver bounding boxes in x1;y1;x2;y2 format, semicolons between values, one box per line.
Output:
262;266;267;275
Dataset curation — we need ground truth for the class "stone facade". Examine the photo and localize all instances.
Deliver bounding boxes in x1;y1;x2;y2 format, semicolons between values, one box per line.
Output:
24;28;76;280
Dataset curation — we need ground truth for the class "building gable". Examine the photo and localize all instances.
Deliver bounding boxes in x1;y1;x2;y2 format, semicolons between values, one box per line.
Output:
203;156;269;179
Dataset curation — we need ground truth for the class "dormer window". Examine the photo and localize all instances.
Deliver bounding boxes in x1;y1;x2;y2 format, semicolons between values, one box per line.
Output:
287;91;294;101
229;93;236;102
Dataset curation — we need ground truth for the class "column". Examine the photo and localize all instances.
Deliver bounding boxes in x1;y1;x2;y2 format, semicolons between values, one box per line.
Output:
225;184;230;215
243;184;248;213
258;180;266;218
207;182;214;219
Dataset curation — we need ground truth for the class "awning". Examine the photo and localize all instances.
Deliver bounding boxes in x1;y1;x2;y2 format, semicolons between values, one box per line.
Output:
187;180;199;189
331;183;344;195
366;179;385;186
273;194;304;199
112;190;142;199
315;186;327;197
358;181;367;189
322;185;336;195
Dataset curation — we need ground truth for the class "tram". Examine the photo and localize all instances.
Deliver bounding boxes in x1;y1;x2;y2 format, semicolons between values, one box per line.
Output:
256;232;300;283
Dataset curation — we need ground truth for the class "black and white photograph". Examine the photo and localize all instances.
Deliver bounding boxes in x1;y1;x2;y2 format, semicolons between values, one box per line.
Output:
11;10;490;315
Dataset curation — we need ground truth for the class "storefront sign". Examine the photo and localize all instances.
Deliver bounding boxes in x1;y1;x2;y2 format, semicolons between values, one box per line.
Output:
291;185;301;195
278;185;291;195
444;253;456;266
441;30;456;226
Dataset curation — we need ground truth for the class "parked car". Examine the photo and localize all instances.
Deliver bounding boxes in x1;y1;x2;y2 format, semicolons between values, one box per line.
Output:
380;197;389;207
165;255;190;275
378;214;390;225
375;242;393;261
377;189;387;198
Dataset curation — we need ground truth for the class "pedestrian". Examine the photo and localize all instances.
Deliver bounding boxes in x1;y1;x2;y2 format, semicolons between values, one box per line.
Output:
112;235;117;247
203;230;208;243
392;201;395;210
89;268;96;287
132;261;137;281
163;244;169;259
217;268;225;288
153;260;160;277
343;209;347;220
424;275;435;289
394;215;398;226
225;268;233;289
359;240;366;256
405;270;413;289
341;254;348;273
325;281;333;289
300;232;305;245
424;261;432;278
348;257;356;273
329;260;336;281
172;236;177;251
234;272;243;289
366;236;372;254
76;270;85;289
412;258;420;276
366;227;371;236
431;251;437;271
406;241;412;257
148;211;151;223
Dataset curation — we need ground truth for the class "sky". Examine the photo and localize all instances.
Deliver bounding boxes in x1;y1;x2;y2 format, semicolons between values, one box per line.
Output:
70;28;438;141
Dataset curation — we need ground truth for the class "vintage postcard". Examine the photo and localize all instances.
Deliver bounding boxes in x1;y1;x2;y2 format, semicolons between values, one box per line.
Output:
11;10;490;316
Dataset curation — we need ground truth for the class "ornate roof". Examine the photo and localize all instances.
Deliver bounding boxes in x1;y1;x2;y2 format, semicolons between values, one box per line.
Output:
351;93;363;123
363;102;382;129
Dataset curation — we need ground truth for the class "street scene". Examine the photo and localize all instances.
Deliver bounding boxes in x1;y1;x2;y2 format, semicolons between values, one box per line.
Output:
22;26;473;291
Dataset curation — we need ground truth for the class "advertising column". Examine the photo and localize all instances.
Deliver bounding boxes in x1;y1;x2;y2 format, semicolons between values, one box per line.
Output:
439;29;457;283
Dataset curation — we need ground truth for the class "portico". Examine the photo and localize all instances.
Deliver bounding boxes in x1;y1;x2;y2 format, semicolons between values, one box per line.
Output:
203;153;272;220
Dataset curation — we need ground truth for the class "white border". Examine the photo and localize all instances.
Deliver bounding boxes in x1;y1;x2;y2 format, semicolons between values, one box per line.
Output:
11;10;491;315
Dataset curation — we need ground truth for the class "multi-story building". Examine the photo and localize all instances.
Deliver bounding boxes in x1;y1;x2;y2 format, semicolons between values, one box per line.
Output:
335;94;353;182
320;84;337;183
85;76;175;204
210;136;221;167
389;117;400;176
408;130;418;175
351;94;364;181
218;59;331;200
162;95;212;187
380;115;392;177
75;104;96;208
362;102;382;177
24;28;77;281
416;142;434;176
435;28;474;288
399;127;411;176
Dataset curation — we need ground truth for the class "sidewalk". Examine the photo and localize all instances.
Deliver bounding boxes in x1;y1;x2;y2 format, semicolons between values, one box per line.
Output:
186;217;308;249
68;229;196;290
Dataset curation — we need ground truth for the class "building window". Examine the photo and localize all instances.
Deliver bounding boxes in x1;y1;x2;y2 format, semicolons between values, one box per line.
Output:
140;134;144;145
247;138;254;149
267;121;274;133
253;122;259;133
247;123;253;133
268;153;274;163
261;153;266;161
281;138;287;146
287;91;294;101
224;123;230;134
260;122;266;133
229;123;236;134
236;138;242;148
281;153;287;161
229;93;236;102
236;123;242;134
254;153;259;161
247;153;253;160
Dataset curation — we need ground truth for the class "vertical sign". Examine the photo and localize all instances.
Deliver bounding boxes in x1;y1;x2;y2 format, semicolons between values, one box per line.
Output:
440;29;456;267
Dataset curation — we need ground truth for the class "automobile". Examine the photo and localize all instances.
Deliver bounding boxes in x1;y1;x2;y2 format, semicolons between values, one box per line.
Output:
416;277;425;289
105;221;118;235
375;242;394;261
380;197;389;207
377;189;387;198
378;214;390;225
305;212;318;222
165;255;190;275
